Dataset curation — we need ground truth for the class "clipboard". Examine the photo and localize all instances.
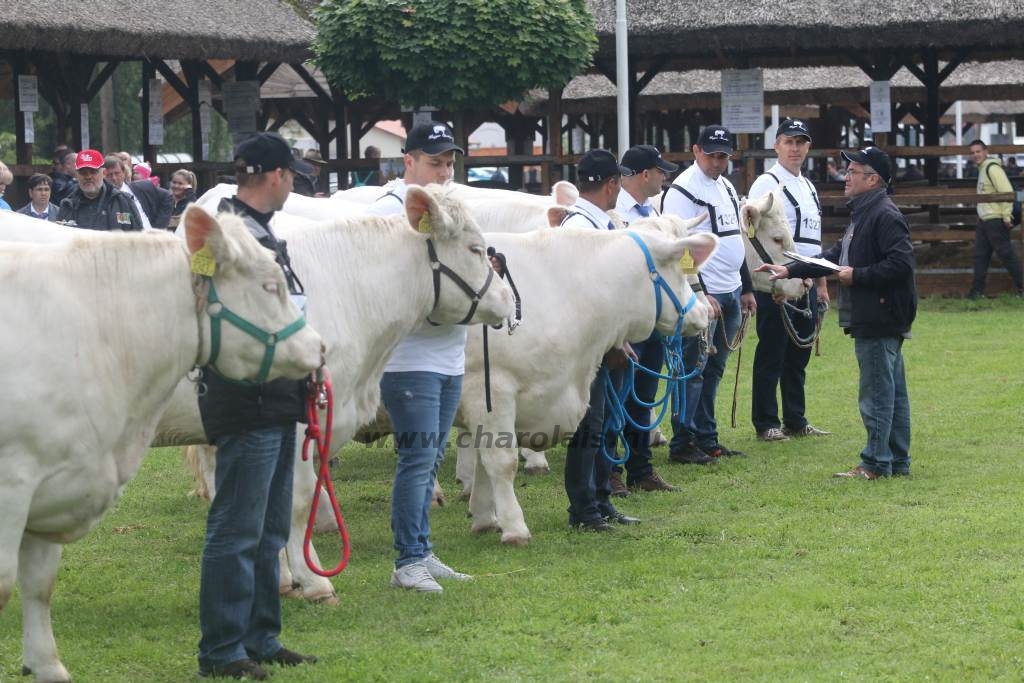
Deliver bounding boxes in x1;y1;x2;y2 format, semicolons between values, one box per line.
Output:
782;250;842;273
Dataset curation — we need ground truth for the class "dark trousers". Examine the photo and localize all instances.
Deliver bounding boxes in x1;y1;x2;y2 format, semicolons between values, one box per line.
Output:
614;337;664;483
972;218;1024;293
751;289;817;432
565;369;614;524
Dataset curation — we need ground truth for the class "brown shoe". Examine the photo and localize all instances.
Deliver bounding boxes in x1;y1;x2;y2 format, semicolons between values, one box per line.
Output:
609;471;631;497
833;465;884;480
630;470;679;492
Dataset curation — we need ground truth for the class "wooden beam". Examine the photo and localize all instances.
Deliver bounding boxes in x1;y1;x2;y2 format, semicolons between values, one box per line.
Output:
83;60;121;103
257;62;279;85
151;59;191;102
289;62;332;105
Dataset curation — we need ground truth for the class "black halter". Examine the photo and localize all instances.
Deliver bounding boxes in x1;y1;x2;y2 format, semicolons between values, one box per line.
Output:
425;238;497;326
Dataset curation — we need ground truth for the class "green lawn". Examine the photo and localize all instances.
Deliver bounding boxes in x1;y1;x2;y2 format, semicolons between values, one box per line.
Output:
2;296;1023;682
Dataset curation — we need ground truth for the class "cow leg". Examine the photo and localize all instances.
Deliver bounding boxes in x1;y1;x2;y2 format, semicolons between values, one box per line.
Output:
480;447;531;546
455;432;476;499
649;408;668;446
281;437;338;604
468;446;499;534
519;448;551;475
19;535;70;683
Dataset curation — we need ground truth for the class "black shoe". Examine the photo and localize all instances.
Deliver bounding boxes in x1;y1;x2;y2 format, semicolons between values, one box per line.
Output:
703;443;746;458
604;511;641;525
199;659;269;680
573;518;613;532
253;647;318;667
668;444;717;465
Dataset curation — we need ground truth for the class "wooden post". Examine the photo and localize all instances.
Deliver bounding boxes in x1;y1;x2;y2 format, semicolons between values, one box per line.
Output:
543;88;564;194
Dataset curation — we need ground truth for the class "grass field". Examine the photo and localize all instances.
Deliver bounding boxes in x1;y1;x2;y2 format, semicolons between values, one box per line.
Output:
2;296;1022;682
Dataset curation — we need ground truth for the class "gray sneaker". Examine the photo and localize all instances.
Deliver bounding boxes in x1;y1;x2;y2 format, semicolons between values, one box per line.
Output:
783;424;831;437
757;427;789;441
423;553;473;581
390;561;443;592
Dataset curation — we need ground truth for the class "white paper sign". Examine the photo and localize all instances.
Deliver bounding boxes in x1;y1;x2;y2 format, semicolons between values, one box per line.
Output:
198;80;212;160
80;103;90;150
24;111;34;144
223;81;259;135
870;81;891;133
18;75;39;112
148;79;164;145
721;69;764;134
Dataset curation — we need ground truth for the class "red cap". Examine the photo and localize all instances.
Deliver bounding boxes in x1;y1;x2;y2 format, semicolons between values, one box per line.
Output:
75;149;104;170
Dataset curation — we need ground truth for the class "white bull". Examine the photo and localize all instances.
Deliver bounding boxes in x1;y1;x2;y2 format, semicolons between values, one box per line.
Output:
155;185;515;603
453;216;717;545
742;191;812;299
0;207;323;683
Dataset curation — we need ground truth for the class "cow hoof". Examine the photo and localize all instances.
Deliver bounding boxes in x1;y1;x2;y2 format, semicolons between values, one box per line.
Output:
472;522;501;535
500;532;531;547
280;584;303;599
523;464;550;475
310;591;339;606
22;663;71;682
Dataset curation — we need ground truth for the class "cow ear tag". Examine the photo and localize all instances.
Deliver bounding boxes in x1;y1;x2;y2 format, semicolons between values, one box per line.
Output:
190;244;217;277
417;214;432;234
680;248;697;275
746;220;756;239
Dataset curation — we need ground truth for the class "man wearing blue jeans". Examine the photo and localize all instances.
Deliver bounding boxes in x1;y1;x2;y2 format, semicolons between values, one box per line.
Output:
367;120;474;591
758;146;916;479
197;132;317;680
662;125;756;462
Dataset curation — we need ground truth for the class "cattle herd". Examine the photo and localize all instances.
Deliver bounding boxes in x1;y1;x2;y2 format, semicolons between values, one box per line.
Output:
0;180;806;682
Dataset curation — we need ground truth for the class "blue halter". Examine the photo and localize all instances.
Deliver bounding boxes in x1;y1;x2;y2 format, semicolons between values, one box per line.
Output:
596;232;705;465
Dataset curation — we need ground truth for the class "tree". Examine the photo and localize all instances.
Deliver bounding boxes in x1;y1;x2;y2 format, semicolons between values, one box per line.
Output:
312;0;596;110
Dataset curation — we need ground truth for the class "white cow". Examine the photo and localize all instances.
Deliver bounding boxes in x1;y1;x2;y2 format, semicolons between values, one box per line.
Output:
0;207;324;683
741;191;812;299
154;185;515;603
0;211;77;243
452;215;717;545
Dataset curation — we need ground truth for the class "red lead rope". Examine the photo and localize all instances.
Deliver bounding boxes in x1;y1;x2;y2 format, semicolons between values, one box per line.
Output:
301;369;350;576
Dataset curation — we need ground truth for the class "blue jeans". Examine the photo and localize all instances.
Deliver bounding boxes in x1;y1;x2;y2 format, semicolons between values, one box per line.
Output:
670;287;742;450
616;337;664;482
854;337;911;476
199;425;296;669
380;371;462;568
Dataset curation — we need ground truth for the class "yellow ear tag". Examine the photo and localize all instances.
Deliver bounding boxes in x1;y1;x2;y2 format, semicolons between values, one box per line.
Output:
190;244;217;277
680;248;697;275
417;214;432;234
746;222;756;239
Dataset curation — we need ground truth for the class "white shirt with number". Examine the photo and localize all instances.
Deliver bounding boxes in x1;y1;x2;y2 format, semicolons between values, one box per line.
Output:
748;164;822;258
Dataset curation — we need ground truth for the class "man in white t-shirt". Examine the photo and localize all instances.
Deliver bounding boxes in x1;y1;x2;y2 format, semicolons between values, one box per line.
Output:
366;121;474;593
662;125;756;462
748;118;831;442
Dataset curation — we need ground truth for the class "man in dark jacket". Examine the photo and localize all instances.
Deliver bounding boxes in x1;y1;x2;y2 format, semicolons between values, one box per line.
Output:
57;150;144;231
757;146;916;480
102;155;173;229
196;132;317;681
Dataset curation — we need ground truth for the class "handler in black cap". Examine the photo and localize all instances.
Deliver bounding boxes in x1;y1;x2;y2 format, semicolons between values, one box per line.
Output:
562;149;642;531
197;131;318;679
757;145;916;480
606;145;681;495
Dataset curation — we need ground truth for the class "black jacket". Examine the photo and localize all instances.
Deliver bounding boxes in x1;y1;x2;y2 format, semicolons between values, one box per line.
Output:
129;180;174;229
197;197;307;442
57;181;144;231
787;189;917;338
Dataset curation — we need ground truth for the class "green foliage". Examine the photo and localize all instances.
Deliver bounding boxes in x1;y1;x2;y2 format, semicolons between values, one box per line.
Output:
312;0;597;109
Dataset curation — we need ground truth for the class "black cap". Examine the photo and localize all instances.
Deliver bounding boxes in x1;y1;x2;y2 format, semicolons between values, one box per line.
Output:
842;146;893;191
402;121;464;155
777;118;812;142
577;149;625;182
235;132;314;175
697;125;734;155
621;145;679;175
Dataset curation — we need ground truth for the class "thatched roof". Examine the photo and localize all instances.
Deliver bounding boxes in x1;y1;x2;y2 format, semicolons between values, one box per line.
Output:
0;1;314;62
586;1;1024;69
521;61;1024;116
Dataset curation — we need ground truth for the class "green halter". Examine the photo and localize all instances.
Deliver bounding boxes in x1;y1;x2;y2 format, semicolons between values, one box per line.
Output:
203;278;308;385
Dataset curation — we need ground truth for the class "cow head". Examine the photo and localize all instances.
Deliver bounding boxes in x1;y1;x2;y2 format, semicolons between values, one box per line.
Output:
404;185;515;326
184;205;324;382
741;192;811;299
628;214;717;337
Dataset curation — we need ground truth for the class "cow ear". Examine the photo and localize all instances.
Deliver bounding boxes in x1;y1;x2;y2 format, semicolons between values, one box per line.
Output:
551;181;578;207
679;233;718;269
183;204;217;253
740;204;760;239
404;185;453;238
547;206;568;227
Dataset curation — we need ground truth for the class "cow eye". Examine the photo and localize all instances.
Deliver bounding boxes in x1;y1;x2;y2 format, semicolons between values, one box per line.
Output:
263;282;279;294
470;245;485;256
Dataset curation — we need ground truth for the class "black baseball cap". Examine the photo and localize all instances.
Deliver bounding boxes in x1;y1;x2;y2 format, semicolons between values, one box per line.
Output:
777;118;812;142
842;146;893;191
403;121;464;155
698;125;734;155
621;145;679;176
577;149;626;182
235;132;313;175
